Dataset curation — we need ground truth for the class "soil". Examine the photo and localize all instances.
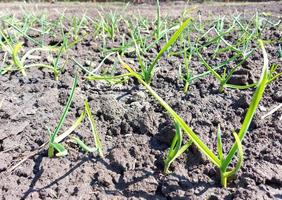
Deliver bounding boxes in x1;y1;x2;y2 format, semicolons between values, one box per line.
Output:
0;1;282;200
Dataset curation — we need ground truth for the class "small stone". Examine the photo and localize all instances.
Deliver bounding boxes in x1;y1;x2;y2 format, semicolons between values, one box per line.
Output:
84;60;96;68
104;57;115;65
85;60;91;66
259;105;267;112
273;91;282;102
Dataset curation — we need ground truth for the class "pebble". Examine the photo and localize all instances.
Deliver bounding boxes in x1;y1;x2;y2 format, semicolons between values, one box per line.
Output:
259;105;267;112
273;91;282;102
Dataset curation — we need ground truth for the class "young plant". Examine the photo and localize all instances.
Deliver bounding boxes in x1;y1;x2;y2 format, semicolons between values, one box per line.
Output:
137;18;191;83
179;47;193;93
117;39;269;187
164;122;192;174
0;31;56;76
178;32;194;93
48;76;103;158
47;38;69;80
0;29;69;79
48;75;78;157
267;64;282;84
197;50;256;92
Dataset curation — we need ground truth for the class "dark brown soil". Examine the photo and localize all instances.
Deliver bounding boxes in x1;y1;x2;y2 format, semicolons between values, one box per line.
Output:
0;2;282;200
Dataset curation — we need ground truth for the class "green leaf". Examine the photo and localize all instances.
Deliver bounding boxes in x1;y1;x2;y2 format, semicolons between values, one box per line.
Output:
164;122;183;174
86;73;131;81
119;55;221;167
52;142;68;157
217;125;223;162
84;100;104;158
146;18;191;83
55;111;86;143
164;122;193;174
223;131;244;178
221;131;244;187
48;75;78;157
197;52;222;82
221;39;269;173
71;137;97;153
12;43;26;76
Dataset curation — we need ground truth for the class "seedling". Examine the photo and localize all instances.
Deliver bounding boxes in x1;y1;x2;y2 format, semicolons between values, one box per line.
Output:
83;16;189;84
48;75;103;158
267;64;282;84
164;122;192;174
197;50;256;92
48;75;78;157
178;31;194;93
0;29;71;79
118;39;269;187
179;47;193;93
0;31;56;76
47;38;69;80
136;18;191;83
278;44;282;59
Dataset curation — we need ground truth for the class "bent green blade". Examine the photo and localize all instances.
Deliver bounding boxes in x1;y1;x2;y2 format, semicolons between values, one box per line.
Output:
119;56;220;167
71;137;97;153
221;131;244;187
55;111;86;143
147;18;191;82
52;143;68;157
51;75;78;142
217;125;223;162
164;122;183;174
221;39;269;171
84;100;103;158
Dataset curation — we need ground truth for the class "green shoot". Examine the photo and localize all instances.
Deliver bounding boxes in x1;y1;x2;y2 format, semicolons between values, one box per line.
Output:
12;43;26;76
84;100;103;158
220;131;243;187
220;39;269;186
0;30;57;77
197;50;256;92
48;75;78;157
118;40;269;186
155;0;161;39
278;44;282;59
267;64;282;84
143;18;191;83
119;55;221;168
179;34;193;93
216;125;223;162
54;101;104;157
71;137;97;153
164;122;192;174
47;75;103;158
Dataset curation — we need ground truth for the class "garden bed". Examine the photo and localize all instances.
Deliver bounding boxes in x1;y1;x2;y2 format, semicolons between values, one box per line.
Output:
0;1;281;199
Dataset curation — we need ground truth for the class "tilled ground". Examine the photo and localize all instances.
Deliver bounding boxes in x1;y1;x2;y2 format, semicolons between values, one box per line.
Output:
0;2;282;200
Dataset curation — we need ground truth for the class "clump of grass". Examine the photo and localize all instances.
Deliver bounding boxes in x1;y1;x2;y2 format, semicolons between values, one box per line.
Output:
117;39;269;187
